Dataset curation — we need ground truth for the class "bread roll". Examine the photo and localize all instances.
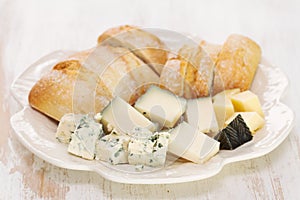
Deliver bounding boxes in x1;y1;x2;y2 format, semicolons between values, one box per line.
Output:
213;34;261;94
97;25;168;75
29;45;159;121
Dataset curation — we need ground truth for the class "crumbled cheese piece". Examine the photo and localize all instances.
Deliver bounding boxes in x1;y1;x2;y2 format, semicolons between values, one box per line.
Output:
56;113;84;144
95;132;130;165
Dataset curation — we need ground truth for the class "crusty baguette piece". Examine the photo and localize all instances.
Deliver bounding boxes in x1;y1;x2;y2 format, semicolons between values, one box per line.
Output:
159;58;186;96
29;59;112;121
97;25;168;75
178;45;215;98
200;40;222;63
159;44;215;98
29;45;159;121
213;34;261;94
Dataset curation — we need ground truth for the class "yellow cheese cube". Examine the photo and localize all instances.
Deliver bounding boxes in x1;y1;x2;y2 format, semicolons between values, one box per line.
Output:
225;112;265;134
134;86;187;128
231;91;264;117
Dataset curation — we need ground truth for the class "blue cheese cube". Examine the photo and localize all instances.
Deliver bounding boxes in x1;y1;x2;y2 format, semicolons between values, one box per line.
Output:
128;130;170;167
68;115;104;160
95;131;130;165
56;113;84;144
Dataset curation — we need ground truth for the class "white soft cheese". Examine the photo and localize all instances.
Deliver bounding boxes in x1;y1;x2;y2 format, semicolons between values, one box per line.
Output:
68;115;104;160
95;131;130;165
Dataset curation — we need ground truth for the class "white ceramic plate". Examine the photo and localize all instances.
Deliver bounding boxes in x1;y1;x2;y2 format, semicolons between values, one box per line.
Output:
10;50;295;184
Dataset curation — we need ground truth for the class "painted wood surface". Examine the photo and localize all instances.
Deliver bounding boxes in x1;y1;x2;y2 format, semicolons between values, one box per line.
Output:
1;0;299;199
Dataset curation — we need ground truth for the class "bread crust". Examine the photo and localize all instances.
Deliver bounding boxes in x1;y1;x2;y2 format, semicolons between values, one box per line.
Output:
213;34;261;94
97;25;168;75
29;45;159;121
200;40;222;63
159;57;186;96
160;44;215;98
178;45;215;98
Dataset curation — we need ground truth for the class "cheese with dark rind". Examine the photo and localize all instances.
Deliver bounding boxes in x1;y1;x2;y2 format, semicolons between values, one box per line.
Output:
214;114;252;150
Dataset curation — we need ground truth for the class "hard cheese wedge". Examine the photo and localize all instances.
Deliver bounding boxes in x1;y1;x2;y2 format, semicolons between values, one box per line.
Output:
225;112;265;134
213;89;241;129
101;97;157;134
185;97;219;133
231;90;264;117
134;86;187;128
168;122;220;164
213;96;234;129
215;114;252;150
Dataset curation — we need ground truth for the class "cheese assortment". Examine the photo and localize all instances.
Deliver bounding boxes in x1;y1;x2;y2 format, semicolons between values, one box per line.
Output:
27;26;267;170
54;85;265;169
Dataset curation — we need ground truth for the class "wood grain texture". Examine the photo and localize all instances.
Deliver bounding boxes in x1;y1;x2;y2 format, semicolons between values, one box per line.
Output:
1;0;300;199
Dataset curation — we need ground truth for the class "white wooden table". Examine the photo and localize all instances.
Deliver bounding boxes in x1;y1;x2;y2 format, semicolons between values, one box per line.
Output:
1;0;299;199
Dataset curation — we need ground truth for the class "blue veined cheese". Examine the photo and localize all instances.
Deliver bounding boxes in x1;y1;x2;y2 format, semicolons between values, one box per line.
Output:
131;127;153;139
56;113;84;144
68;115;104;160
128;130;170;167
95;131;130;165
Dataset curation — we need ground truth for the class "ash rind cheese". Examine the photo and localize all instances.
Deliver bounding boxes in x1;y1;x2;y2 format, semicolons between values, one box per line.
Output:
214;114;252;150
